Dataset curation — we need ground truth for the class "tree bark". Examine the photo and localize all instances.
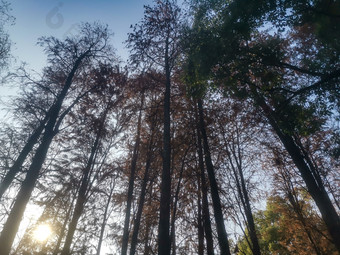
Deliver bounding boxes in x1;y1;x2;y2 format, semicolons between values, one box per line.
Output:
170;147;189;255
0;116;48;200
158;36;172;255
53;193;77;255
197;171;205;255
195;101;215;255
130;116;155;255
279;168;322;255
197;98;232;255
121;95;144;255
96;179;115;255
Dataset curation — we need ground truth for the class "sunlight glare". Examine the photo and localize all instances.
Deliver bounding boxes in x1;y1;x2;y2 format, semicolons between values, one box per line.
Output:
33;224;52;242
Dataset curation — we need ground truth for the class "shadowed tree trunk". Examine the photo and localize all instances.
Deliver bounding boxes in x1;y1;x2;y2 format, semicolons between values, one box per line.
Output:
53;193;77;255
219;120;261;255
121;94;144;255
158;34;172;255
126;2;182;253
197;170;204;255
0;116;48;200
60;108;108;255
277;166;322;255
96;178;116;255
195;101;215;255
170;146;190;255
197;98;232;255
130;113;156;255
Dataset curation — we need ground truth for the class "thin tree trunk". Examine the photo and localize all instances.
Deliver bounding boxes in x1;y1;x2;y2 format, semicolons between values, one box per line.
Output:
0;116;48;200
143;184;154;255
0;118;55;255
197;171;205;255
170;147;189;255
60;110;106;255
158;36;172;255
53;193;77;255
197;98;232;255
130;116;156;255
121;95;144;255
220;123;261;255
195;101;215;255
251;87;340;251
97;179;115;255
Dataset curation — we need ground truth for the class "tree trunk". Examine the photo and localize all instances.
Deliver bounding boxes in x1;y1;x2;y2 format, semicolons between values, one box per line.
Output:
0;117;48;200
197;171;205;255
60;112;104;255
121;95;144;255
170;147;189;255
252;87;340;251
280;169;322;255
197;98;232;255
130;117;155;255
143;184;154;255
97;179;115;255
158;37;172;255
221;125;261;255
0;118;55;255
53;193;77;255
195;100;215;255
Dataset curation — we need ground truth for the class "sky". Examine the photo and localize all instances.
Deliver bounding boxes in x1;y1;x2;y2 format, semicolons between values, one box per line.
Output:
8;0;157;70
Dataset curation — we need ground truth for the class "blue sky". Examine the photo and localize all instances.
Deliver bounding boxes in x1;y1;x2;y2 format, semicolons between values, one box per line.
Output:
8;0;157;71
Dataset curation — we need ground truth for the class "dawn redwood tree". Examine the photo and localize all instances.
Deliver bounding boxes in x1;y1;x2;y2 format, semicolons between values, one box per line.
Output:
60;63;126;255
129;90;161;255
126;1;183;254
60;110;108;255
0;22;115;255
196;98;232;255
185;0;340;250
121;89;144;255
191;98;215;255
209;97;262;255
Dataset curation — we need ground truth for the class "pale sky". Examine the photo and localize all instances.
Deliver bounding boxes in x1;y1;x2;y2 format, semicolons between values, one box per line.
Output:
8;0;157;70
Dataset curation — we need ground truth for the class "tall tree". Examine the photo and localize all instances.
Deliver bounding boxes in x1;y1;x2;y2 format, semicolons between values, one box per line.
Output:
121;89;144;255
0;23;114;255
216;99;261;255
194;100;215;255
196;98;232;255
185;0;340;249
130;92;160;255
126;1;183;254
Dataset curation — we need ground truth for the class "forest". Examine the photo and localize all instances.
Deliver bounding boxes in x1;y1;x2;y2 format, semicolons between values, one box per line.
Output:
0;0;339;254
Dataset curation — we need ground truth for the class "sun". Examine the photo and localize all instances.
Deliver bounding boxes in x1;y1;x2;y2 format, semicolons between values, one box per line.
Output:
33;224;52;242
